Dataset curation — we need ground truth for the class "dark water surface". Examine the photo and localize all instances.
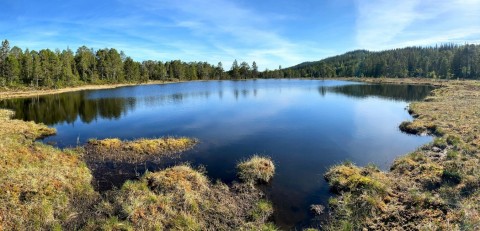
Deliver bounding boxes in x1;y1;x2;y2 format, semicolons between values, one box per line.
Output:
1;79;433;229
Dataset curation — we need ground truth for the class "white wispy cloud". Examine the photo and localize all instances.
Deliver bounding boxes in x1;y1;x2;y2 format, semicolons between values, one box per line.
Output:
122;0;330;69
4;0;340;69
354;0;480;50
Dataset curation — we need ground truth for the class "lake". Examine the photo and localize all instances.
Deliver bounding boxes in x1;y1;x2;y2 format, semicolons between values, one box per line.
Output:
1;79;433;229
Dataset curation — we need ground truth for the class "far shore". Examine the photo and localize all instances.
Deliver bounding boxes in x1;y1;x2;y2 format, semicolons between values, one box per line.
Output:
0;77;453;100
0;80;186;100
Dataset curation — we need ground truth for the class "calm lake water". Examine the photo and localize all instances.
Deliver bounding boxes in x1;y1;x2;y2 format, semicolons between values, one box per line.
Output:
1;79;433;229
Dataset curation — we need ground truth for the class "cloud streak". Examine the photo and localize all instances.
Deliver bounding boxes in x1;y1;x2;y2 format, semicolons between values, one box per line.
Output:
126;0;319;69
354;0;480;50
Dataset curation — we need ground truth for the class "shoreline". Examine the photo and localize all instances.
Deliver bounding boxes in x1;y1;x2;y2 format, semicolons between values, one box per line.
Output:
323;79;480;229
0;80;186;100
0;77;448;100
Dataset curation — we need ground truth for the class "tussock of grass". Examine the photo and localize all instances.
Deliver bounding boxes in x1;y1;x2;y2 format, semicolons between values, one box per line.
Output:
87;165;276;230
323;79;480;230
147;165;208;191
323;163;392;229
86;137;197;163
325;162;390;195
237;155;275;184
0;109;97;230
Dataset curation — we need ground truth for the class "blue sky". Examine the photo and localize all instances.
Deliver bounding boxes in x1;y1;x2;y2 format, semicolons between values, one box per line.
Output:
2;0;480;69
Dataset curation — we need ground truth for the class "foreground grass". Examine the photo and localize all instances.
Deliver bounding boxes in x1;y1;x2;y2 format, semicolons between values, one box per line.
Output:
0;109;277;230
85;165;276;230
323;79;480;230
0;110;97;230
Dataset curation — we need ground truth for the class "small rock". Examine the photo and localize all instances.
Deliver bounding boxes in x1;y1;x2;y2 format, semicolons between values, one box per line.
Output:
432;147;442;152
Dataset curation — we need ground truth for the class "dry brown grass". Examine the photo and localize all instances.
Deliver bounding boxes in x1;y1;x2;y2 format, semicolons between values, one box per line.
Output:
85;137;197;163
85;165;277;230
0;109;97;230
344;77;448;87
146;165;209;194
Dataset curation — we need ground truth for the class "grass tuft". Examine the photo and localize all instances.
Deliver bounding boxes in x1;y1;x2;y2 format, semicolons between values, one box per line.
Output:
237;155;275;184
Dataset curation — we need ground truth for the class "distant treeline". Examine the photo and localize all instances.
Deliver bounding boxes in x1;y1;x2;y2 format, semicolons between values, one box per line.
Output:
0;39;261;88
281;44;480;79
2;39;480;88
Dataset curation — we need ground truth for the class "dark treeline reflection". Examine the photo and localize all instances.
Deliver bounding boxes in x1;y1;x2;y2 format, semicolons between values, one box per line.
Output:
325;84;435;101
0;92;137;125
1;86;262;125
1;82;433;126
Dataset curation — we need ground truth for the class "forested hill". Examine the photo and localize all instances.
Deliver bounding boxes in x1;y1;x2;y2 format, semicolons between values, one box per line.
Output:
280;44;480;79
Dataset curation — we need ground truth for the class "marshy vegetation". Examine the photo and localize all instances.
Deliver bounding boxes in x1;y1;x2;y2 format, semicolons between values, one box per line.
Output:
85;165;276;230
237;155;275;185
0;109;97;230
322;79;480;230
2;78;479;230
0;108;277;230
85;137;197;163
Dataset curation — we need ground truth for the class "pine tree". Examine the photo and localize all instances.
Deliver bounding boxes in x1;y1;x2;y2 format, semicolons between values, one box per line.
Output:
0;39;10;85
4;53;20;85
230;59;240;79
252;61;258;78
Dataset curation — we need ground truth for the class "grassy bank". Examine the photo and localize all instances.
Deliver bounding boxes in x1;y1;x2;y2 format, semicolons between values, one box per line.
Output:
0;109;97;230
0;109;277;230
322;79;480;230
